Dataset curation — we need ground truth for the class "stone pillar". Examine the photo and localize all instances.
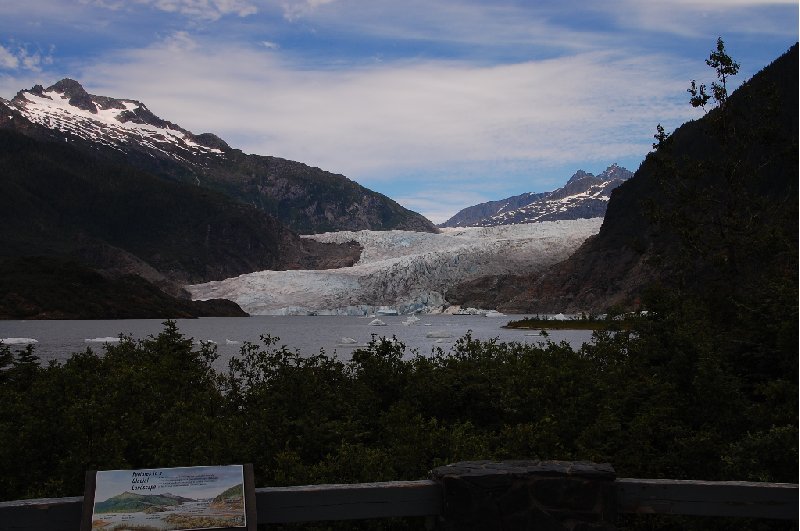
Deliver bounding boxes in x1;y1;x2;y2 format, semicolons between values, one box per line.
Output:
429;460;616;531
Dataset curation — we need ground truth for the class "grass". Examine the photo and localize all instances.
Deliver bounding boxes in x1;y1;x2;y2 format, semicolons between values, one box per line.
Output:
504;314;642;330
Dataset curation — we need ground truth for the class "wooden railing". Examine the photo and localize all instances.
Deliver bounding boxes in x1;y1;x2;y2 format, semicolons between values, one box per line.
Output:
0;474;796;530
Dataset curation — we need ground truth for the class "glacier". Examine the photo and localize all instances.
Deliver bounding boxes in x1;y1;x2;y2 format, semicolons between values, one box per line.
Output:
187;219;602;315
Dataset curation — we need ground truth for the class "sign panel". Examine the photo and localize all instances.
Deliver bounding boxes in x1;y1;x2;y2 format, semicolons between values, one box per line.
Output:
82;464;255;531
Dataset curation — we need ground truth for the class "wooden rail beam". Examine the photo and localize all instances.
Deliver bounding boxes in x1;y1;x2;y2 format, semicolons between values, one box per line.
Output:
616;478;799;520
1;477;797;530
0;481;442;530
256;480;442;523
0;496;82;531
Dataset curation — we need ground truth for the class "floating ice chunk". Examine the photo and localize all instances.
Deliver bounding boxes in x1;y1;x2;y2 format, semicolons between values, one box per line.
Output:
368;319;387;326
426;330;452;339
340;337;358;344
84;337;121;343
225;339;240;345
2;337;38;345
196;339;217;345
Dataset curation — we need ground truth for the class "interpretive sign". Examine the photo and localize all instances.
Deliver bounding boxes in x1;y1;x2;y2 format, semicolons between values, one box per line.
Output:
80;464;256;531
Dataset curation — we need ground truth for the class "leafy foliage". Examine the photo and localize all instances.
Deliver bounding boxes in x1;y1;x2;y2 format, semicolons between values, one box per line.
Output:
0;315;795;530
687;37;741;111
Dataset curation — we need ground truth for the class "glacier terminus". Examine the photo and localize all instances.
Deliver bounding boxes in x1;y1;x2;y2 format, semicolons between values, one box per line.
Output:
187;219;602;315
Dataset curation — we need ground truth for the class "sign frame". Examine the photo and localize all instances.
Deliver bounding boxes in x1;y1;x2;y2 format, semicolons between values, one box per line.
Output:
80;464;256;531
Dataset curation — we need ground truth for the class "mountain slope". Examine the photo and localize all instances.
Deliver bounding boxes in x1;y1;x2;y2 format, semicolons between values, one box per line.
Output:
439;191;549;227
450;44;798;313
0;79;436;234
440;164;632;227
94;491;193;514
0;129;360;284
0;128;364;318
0;256;246;320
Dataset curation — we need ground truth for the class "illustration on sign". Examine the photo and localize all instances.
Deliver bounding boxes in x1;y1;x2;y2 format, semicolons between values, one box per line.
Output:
90;465;246;530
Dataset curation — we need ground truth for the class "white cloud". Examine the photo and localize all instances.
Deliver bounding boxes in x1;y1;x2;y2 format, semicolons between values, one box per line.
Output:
78;35;695;187
214;0;259;16
0;43;54;72
0;46;19;69
609;0;798;39
99;0;260;20
272;0;603;54
80;0;126;9
281;0;336;21
162;31;199;51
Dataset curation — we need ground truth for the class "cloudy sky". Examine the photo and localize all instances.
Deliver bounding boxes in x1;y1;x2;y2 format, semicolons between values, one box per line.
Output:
0;1;796;223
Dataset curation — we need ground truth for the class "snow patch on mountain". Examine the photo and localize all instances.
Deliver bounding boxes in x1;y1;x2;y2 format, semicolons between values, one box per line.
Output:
441;164;632;228
9;81;224;162
187;219;603;315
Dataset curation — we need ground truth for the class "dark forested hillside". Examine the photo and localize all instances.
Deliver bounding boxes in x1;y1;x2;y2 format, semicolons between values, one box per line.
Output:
451;43;798;315
0;257;247;319
197;151;438;234
0;129;361;283
0;129;362;317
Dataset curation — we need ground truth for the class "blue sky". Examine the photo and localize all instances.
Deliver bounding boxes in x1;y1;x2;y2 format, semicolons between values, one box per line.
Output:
0;1;796;223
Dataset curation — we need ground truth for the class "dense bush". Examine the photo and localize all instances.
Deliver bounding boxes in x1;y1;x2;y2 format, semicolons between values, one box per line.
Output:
1;311;795;506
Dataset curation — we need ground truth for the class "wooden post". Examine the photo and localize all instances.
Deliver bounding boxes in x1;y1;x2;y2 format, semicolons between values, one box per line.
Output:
0;496;83;531
430;460;617;531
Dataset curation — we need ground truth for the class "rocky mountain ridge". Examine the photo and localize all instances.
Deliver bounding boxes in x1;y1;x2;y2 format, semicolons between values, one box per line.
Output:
1;79;435;234
440;164;632;228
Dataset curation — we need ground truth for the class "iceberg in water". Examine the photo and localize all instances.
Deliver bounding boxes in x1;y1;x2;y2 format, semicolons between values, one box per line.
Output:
336;337;360;348
368;318;387;326
85;337;121;343
1;337;38;345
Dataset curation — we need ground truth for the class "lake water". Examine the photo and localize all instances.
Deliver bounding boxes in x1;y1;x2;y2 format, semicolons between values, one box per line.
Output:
0;315;595;369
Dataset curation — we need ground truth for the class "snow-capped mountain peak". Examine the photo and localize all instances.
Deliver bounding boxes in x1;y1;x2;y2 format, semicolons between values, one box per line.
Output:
7;79;227;163
596;162;629;181
440;164;633;228
565;169;593;185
